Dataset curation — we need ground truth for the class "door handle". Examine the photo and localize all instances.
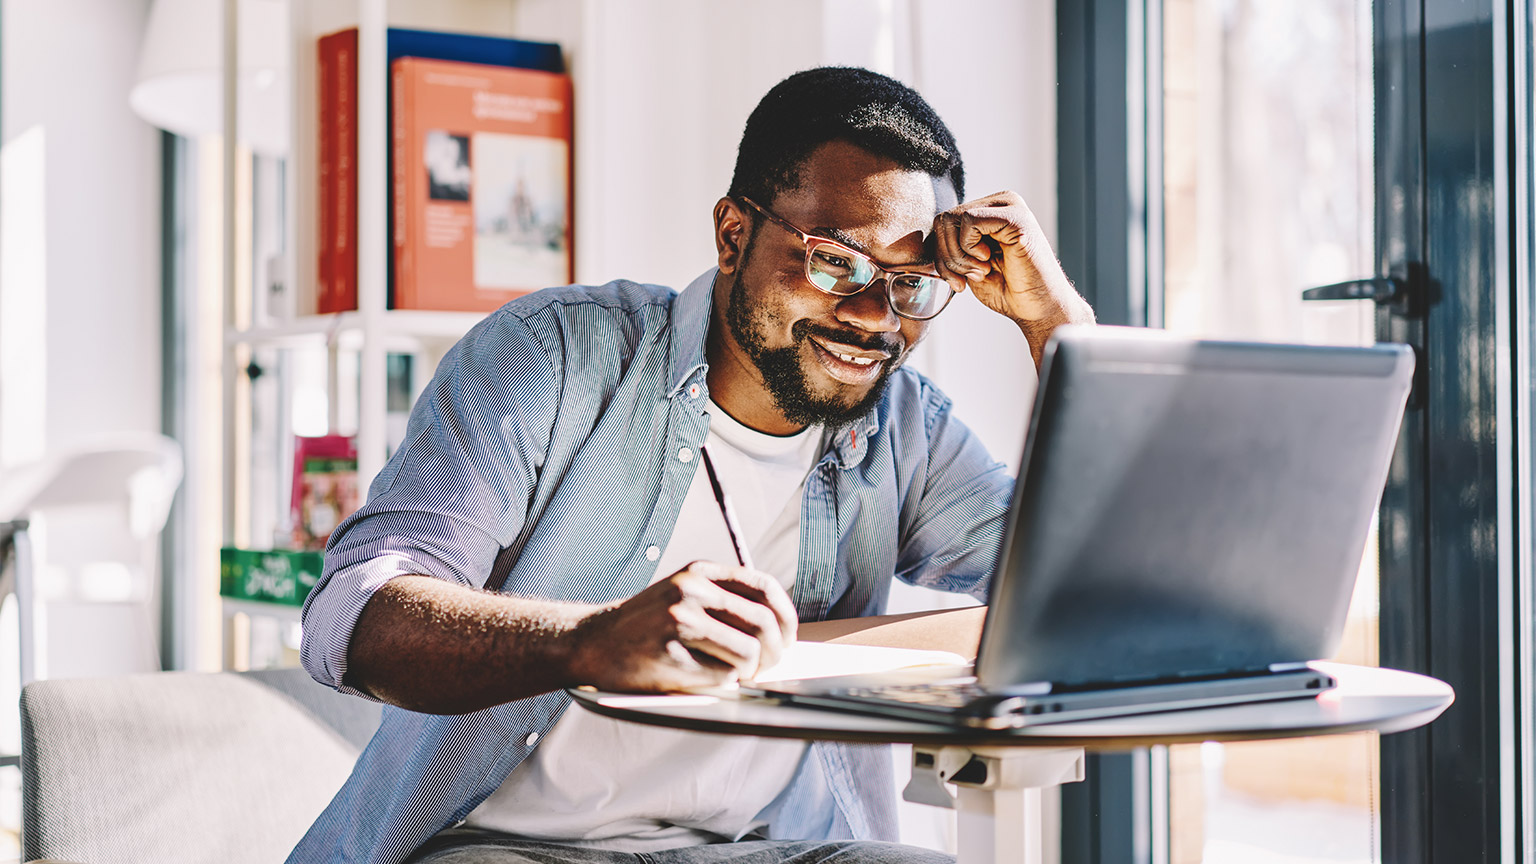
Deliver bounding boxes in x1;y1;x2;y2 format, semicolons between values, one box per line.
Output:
1299;268;1425;409
1301;277;1405;303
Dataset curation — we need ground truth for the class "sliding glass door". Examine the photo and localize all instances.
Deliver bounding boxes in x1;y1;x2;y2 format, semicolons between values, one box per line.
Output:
1159;3;1381;861
1059;0;1514;860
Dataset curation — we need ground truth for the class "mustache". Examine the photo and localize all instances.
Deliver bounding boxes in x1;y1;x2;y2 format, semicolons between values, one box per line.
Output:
792;321;904;357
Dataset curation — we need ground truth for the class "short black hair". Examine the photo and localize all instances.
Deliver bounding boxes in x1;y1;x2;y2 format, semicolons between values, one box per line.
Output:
727;67;965;208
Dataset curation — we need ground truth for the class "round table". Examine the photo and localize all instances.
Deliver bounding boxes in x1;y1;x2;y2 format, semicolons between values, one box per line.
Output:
570;662;1453;864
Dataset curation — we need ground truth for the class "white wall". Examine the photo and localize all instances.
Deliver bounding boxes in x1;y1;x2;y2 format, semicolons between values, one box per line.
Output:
1;0;162;462
0;0;163;843
0;0;164;679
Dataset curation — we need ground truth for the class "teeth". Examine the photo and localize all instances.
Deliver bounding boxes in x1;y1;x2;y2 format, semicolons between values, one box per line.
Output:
833;352;876;366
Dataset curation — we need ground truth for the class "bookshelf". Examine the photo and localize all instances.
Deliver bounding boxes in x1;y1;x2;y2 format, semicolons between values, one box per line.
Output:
277;0;536;482
220;0;568;667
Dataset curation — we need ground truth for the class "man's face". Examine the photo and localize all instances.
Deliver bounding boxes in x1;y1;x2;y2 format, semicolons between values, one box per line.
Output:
711;141;943;432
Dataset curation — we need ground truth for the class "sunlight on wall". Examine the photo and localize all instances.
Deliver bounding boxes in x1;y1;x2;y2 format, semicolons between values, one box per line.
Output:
0;125;48;469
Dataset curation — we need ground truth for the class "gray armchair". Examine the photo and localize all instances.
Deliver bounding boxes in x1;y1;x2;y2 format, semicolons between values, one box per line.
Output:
20;667;381;864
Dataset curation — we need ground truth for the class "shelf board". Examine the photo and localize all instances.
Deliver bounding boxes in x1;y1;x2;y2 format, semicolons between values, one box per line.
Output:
221;596;304;624
226;313;356;346
226;309;489;350
377;309;489;339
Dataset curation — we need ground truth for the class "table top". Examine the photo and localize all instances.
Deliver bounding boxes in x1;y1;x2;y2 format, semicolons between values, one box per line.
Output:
568;662;1453;750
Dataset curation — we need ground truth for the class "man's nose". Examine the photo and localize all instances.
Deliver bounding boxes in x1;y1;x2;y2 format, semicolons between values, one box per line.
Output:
834;279;901;333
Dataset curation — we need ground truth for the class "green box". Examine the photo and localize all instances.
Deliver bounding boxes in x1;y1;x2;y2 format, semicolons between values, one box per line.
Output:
220;547;324;607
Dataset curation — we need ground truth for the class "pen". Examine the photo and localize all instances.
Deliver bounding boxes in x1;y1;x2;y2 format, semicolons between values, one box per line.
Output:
699;444;755;570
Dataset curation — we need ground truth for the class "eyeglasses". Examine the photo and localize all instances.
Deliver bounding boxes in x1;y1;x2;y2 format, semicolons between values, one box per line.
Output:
738;197;955;321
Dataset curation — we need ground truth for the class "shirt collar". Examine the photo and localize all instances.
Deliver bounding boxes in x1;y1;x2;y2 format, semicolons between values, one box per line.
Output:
668;266;882;468
827;412;879;469
668;268;717;399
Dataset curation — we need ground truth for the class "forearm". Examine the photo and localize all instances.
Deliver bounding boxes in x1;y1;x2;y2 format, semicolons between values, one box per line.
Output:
1018;288;1097;370
346;574;595;714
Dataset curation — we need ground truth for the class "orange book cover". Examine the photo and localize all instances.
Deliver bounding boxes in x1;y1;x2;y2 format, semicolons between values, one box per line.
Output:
392;56;573;312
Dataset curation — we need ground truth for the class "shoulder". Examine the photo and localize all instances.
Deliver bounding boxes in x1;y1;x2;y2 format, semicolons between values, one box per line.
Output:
878;366;957;439
498;280;677;320
462;280;677;357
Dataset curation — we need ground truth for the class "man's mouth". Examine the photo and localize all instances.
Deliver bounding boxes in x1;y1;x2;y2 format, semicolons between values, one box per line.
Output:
806;335;893;385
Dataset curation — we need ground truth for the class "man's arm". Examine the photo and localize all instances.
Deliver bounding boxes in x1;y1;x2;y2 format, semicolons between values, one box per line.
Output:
306;308;793;715
347;561;798;715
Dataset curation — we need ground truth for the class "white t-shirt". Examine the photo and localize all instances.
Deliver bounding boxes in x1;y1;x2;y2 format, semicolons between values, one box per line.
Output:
463;401;823;851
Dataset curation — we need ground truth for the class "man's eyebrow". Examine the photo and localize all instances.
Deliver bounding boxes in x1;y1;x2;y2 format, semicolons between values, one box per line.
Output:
809;226;872;255
811;226;937;268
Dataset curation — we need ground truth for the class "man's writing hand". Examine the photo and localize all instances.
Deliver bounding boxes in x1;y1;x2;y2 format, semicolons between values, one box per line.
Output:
568;561;798;692
933;190;1095;366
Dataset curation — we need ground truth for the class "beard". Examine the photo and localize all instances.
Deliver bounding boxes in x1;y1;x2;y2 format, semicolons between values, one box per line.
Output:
723;253;906;429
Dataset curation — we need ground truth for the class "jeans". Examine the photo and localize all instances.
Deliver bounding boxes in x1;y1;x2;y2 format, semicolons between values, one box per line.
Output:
405;828;956;864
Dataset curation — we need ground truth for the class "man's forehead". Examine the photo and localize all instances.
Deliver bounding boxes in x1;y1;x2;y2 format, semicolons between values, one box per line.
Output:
774;177;940;254
779;141;942;214
932;174;958;211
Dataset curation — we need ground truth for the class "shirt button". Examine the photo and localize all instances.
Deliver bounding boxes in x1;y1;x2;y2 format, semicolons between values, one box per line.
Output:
688;383;701;399
525;732;540;746
645;545;661;561
678;447;694;463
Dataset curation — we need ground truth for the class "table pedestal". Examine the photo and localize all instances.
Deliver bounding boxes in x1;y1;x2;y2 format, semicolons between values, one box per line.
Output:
904;745;1085;864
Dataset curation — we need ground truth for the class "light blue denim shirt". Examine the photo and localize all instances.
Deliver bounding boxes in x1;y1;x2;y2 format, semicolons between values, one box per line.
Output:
290;269;1014;864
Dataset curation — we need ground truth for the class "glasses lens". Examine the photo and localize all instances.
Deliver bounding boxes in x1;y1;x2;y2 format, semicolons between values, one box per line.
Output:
806;243;872;296
891;274;953;320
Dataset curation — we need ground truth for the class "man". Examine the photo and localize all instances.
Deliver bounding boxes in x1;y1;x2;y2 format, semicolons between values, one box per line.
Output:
291;67;1094;864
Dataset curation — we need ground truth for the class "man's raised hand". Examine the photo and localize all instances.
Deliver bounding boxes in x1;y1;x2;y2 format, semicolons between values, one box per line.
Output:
568;561;798;693
932;190;1095;365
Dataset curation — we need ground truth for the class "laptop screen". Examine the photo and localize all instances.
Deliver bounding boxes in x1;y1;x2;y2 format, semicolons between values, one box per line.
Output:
974;327;1413;689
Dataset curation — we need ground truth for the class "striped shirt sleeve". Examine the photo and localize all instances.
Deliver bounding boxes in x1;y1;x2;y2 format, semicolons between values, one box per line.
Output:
300;308;561;694
895;378;1014;600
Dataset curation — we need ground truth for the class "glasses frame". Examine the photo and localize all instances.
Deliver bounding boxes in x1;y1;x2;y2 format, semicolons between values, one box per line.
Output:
737;196;955;321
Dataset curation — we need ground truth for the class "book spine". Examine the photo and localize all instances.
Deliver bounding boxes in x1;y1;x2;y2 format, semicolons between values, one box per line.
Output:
385;27;565;73
335;29;359;312
316;33;337;313
391;59;413;309
563;75;576;286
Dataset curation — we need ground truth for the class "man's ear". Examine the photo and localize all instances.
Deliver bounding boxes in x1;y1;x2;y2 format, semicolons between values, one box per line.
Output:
713;197;750;274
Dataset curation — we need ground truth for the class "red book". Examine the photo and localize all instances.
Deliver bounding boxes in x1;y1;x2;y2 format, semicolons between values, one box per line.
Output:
335;28;359;312
316;32;336;313
392;57;573;311
317;29;359;313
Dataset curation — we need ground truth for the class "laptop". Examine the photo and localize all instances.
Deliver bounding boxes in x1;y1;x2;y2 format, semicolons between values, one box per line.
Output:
749;325;1415;729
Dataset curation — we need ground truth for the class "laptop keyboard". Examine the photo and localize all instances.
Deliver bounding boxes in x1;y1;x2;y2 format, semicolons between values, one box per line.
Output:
840;681;990;709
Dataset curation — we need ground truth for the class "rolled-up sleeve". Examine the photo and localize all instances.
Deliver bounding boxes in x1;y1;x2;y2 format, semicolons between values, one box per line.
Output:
300;308;560;695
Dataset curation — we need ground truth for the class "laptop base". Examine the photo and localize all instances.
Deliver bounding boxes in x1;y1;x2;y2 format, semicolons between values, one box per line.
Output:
754;666;1337;730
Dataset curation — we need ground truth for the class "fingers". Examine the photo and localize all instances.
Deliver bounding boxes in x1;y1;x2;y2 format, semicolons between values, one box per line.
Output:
709;565;798;644
933;214;971;292
934;212;1003;294
663;562;798;678
934;191;1031;263
671;605;768;678
955;209;1021;264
